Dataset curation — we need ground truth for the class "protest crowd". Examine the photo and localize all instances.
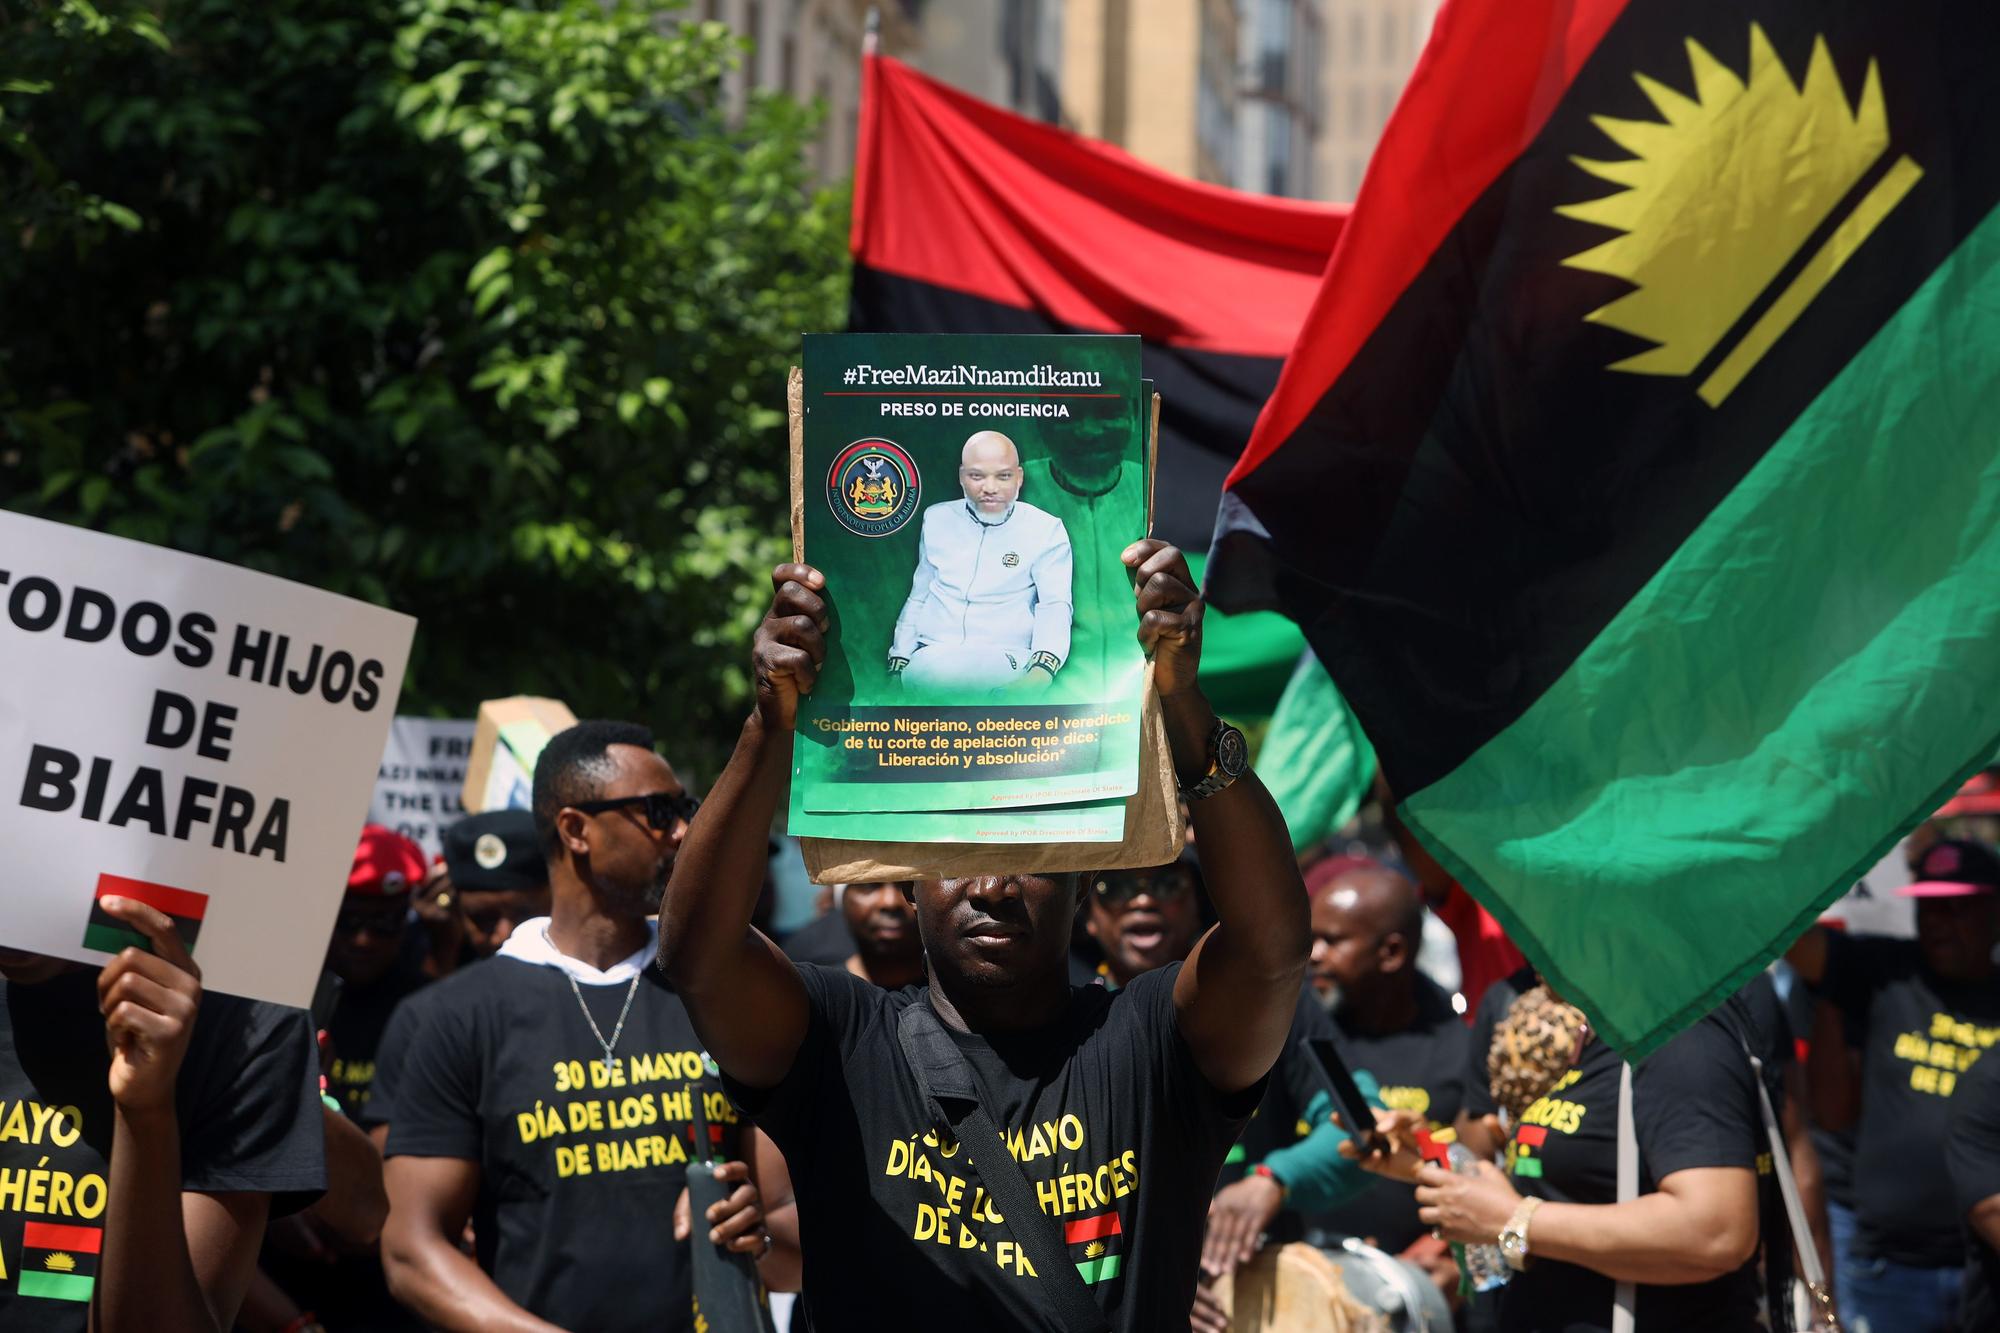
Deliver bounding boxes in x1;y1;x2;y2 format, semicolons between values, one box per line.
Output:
5;1;1996;1330
1;527;1997;1333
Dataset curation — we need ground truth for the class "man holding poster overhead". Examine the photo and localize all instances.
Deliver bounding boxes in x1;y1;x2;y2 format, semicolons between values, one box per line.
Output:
661;539;1309;1331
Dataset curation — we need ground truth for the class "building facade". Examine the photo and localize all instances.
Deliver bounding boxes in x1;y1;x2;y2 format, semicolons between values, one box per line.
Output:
701;0;1435;203
1313;0;1438;200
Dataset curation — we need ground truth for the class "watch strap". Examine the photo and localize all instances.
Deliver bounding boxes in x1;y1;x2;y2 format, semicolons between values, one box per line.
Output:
1182;718;1242;801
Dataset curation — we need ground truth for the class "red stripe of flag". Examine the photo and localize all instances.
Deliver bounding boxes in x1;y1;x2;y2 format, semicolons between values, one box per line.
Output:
95;874;208;921
1228;0;1629;484
23;1222;101;1254
1063;1212;1122;1245
1515;1125;1548;1147
852;55;1344;357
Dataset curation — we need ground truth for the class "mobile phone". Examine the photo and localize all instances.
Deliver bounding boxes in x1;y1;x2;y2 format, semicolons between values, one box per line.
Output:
1304;1036;1385;1156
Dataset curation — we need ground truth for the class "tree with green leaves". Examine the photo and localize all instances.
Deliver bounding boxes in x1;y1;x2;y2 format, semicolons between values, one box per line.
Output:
2;0;848;774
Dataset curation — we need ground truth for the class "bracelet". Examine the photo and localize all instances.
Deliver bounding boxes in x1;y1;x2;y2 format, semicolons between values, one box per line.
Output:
1029;651;1061;677
887;657;909;676
1250;1162;1288;1202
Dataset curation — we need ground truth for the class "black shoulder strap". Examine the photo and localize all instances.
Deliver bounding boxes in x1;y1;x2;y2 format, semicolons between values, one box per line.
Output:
896;1002;1113;1333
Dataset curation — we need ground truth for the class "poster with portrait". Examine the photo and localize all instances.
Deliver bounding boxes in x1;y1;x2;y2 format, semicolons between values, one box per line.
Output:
789;333;1150;828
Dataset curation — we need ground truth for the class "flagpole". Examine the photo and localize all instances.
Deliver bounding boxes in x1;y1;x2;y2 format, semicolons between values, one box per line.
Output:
863;5;879;58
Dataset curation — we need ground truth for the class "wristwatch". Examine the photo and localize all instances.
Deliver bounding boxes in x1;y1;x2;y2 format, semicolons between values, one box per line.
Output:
1499;1195;1542;1272
1181;718;1248;801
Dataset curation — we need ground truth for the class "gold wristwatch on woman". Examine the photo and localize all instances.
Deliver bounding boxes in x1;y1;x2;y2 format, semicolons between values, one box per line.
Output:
1499;1196;1542;1272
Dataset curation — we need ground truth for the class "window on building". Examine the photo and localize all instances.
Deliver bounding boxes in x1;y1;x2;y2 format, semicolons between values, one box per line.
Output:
1300;11;1322;125
1264;106;1293;196
1350;11;1365;64
1256;0;1293;95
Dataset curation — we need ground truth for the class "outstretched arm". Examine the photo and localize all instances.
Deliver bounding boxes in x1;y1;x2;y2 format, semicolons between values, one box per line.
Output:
657;564;823;1090
1125;541;1310;1095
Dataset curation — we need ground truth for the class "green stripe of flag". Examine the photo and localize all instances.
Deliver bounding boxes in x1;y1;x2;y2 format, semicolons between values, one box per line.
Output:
1512;1157;1543;1179
81;924;149;956
1405;199;2000;1058
18;1270;94;1301
1075;1255;1123;1284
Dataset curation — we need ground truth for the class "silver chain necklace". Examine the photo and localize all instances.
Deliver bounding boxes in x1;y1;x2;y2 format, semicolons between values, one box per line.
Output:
567;972;641;1077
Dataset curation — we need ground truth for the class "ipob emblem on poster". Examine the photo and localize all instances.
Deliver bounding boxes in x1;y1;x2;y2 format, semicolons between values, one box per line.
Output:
827;439;921;538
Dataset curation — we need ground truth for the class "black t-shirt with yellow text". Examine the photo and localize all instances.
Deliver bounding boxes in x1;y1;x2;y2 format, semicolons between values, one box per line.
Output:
1947;1046;2000;1329
1829;933;2000;1268
324;963;429;1120
727;961;1263;1332
0;971;323;1330
1497;1011;1763;1333
386;958;746;1333
1304;976;1468;1251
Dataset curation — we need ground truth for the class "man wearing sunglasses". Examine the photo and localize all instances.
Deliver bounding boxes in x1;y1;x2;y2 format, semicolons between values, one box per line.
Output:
1082;856;1383;1333
381;721;799;1333
663;540;1312;1332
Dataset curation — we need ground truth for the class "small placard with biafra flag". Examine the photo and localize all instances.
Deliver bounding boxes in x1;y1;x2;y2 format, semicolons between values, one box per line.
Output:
0;512;414;1009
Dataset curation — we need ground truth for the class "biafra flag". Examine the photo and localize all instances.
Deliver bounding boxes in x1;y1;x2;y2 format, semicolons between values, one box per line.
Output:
17;1222;100;1303
81;873;207;957
1206;0;2000;1056
848;54;1346;551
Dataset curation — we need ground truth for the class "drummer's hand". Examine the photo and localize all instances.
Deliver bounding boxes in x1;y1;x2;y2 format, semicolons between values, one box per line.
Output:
1190;1276;1230;1333
1400;1233;1464;1310
1334;1108;1426;1183
1203;1171;1284;1278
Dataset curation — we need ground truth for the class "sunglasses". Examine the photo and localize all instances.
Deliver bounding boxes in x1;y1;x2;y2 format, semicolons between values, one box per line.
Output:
571;791;701;831
334;902;410;936
1091;870;1194;906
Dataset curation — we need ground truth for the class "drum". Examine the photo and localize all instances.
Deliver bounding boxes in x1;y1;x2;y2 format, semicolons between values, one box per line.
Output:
1213;1242;1374;1332
1309;1233;1456;1333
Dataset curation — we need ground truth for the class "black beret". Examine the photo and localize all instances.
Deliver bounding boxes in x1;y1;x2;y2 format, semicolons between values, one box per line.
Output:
442;809;546;893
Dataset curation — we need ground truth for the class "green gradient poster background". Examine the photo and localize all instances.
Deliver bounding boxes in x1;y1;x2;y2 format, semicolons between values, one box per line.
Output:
790;334;1147;830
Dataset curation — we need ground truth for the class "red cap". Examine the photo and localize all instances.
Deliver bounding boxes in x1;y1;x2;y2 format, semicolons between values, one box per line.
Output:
1937;771;2000;820
1304;853;1384;894
348;824;425;896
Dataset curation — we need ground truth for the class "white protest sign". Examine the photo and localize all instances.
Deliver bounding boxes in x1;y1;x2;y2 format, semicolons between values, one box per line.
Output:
0;512;416;1008
369;717;475;857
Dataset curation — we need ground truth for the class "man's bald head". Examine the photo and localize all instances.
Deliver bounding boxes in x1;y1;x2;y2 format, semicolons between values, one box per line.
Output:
961;431;1020;470
959;431;1024;514
1306;858;1424;1011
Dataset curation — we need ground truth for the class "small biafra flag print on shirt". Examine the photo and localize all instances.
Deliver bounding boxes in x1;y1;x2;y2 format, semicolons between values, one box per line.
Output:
1510;1125;1549;1179
18;1222;100;1302
1066;1211;1122;1284
81;873;207;957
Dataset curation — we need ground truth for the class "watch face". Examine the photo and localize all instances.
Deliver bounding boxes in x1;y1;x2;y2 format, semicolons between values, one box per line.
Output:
1216;725;1249;777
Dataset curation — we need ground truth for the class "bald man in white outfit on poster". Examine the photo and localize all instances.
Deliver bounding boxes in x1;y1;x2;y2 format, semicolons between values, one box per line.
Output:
888;431;1073;693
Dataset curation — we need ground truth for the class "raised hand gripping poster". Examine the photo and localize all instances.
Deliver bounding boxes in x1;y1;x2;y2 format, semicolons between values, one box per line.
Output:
789;334;1149;840
0;512;415;1007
